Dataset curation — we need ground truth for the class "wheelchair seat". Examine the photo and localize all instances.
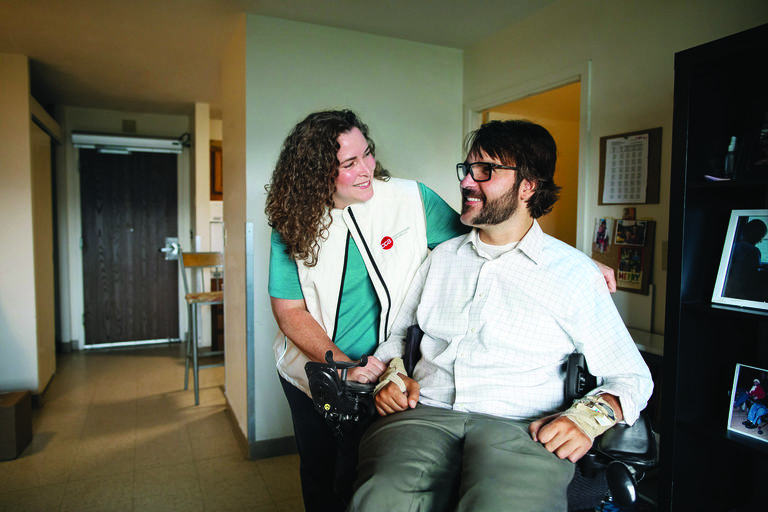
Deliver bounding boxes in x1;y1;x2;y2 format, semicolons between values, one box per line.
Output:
305;325;658;510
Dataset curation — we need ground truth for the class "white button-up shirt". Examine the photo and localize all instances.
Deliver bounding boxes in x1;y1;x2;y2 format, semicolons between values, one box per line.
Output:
374;222;653;424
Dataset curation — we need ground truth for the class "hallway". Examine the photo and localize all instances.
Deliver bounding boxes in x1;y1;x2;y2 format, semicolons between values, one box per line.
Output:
0;344;303;511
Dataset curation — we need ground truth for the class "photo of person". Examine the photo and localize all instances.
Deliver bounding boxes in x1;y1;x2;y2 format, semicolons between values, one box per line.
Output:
713;210;768;310
728;364;768;441
723;217;768;302
593;217;613;253
615;220;647;246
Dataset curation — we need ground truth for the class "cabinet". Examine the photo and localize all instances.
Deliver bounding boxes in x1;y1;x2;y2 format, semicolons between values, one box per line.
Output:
660;24;768;511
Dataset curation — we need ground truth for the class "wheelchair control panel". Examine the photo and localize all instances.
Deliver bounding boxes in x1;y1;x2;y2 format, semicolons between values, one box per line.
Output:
305;351;377;436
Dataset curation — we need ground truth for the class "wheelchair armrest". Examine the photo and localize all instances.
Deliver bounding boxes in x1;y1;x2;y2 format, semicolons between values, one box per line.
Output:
594;411;657;468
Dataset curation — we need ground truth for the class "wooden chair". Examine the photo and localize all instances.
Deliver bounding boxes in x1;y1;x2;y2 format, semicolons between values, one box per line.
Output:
179;248;224;405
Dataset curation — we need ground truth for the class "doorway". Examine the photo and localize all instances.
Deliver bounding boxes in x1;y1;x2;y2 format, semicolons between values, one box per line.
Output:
482;81;580;246
79;149;179;346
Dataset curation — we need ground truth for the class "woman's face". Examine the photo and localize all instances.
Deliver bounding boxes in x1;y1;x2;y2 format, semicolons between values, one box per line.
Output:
332;127;376;209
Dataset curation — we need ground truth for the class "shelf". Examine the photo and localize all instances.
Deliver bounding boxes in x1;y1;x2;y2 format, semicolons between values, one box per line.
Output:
687;175;768;188
681;300;768;319
628;328;664;357
676;415;768;456
661;24;768;511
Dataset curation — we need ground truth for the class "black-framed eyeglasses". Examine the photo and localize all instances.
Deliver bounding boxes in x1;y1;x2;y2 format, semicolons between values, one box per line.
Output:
456;162;519;182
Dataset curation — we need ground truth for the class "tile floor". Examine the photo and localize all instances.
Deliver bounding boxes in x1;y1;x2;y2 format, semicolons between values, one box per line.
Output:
0;344;303;512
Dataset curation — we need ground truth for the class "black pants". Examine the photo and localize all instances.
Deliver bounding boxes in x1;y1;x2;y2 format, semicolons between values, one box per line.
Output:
280;375;375;512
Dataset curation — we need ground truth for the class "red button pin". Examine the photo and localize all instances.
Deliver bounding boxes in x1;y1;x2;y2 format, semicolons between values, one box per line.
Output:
380;236;394;250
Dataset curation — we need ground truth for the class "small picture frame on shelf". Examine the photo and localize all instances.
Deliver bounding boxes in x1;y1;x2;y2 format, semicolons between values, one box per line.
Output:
712;209;768;311
728;363;768;441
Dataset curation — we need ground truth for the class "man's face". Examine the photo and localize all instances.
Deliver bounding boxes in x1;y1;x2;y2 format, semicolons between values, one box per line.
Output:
459;152;521;227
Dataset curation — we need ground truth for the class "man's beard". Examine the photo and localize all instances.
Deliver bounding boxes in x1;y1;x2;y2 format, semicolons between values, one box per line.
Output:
461;183;521;226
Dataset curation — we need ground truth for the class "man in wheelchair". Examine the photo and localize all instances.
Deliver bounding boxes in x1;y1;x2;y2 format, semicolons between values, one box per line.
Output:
336;120;654;512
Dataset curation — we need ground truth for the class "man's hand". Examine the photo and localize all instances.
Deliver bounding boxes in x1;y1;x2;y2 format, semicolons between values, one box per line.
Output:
593;259;617;293
346;356;387;384
374;374;420;416
529;414;593;463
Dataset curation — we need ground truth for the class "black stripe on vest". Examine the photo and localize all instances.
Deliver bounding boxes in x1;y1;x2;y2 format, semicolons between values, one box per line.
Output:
347;208;391;338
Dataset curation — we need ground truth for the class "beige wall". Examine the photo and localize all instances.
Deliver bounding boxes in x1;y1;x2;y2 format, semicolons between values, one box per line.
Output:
0;53;39;390
0;54;57;393
30;120;56;392
464;0;768;333
221;15;249;444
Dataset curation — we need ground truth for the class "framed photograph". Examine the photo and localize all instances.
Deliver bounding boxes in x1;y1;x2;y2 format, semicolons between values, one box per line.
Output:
712;209;768;310
728;363;768;441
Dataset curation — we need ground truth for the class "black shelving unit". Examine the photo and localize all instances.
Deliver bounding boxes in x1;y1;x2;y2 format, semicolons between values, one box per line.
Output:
661;24;768;511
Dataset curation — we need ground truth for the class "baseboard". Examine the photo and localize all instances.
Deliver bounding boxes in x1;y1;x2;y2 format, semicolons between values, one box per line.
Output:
31;371;56;409
224;395;297;461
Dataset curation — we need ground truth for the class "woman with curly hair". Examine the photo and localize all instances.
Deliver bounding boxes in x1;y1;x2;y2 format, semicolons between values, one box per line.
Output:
266;110;467;511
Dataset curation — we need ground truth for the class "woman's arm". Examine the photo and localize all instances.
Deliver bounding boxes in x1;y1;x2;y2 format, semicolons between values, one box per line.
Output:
270;297;385;383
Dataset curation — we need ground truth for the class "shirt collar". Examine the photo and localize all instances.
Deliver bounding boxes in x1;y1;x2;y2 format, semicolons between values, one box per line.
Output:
458;220;545;263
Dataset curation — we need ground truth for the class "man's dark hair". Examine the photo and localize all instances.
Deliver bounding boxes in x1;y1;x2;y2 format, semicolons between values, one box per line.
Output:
463;119;561;219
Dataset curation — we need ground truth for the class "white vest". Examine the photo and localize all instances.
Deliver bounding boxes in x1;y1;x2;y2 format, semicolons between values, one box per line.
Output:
274;178;429;394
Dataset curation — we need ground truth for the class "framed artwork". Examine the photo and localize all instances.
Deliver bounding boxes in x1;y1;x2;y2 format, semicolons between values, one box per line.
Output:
210;140;223;201
728;363;768;442
712;209;768;310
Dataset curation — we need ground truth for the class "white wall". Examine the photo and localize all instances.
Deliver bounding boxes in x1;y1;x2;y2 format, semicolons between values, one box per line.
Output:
224;15;464;445
56;106;192;349
463;1;768;334
0;54;39;391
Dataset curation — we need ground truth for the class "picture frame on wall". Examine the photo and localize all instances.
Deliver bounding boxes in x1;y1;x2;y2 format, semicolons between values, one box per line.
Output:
728;363;768;442
712;209;768;311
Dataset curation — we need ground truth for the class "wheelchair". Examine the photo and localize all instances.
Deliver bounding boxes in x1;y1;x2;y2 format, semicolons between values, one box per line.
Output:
304;325;657;511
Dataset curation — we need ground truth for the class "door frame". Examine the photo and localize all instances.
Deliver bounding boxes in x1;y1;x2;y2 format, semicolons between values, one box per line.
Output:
463;60;593;252
67;146;191;350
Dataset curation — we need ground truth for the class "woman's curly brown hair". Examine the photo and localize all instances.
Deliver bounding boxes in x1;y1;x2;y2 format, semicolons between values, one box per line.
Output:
265;110;390;266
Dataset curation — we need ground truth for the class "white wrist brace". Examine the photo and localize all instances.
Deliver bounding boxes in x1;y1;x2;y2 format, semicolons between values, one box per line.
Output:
562;395;617;441
374;357;407;395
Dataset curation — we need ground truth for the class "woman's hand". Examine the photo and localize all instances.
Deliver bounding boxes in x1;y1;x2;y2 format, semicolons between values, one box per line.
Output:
593;259;617;293
347;355;387;383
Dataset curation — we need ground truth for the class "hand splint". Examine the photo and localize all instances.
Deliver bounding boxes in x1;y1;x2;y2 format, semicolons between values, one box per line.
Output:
374;357;407;395
562;395;617;441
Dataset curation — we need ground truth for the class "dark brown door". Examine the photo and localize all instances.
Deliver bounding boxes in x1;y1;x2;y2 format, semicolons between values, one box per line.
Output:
80;149;179;345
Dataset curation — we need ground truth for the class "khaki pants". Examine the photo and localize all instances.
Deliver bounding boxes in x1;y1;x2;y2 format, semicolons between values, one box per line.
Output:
349;405;574;512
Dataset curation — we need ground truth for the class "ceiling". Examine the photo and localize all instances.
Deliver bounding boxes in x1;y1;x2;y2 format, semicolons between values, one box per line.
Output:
0;0;554;117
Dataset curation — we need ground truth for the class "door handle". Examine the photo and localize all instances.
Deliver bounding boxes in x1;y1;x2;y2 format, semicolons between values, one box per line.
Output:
160;237;180;260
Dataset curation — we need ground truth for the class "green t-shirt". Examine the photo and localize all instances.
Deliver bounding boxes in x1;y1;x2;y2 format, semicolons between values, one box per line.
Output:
268;183;467;359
